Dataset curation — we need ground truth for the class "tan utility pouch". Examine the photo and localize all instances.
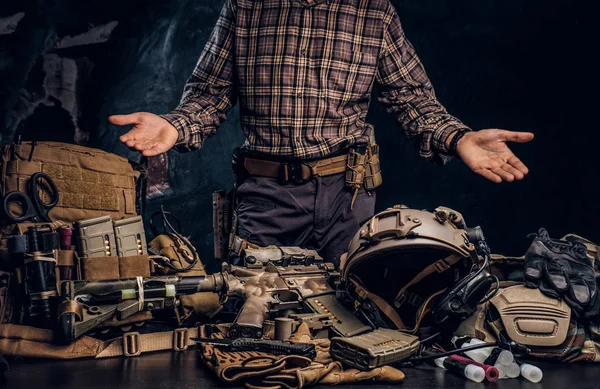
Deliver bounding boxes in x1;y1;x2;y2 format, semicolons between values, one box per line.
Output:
345;148;368;193
1;141;138;223
345;143;382;205
364;144;382;190
148;234;222;324
149;234;202;276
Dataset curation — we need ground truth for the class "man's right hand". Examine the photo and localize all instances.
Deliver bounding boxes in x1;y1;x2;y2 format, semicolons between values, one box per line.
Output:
109;112;179;156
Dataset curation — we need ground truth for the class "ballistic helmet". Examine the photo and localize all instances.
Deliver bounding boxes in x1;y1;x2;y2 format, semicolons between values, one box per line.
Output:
340;205;479;333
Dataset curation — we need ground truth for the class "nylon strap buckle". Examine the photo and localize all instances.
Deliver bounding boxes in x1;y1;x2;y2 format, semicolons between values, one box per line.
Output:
394;293;406;308
123;332;141;357
279;162;311;184
173;328;189;352
434;259;450;273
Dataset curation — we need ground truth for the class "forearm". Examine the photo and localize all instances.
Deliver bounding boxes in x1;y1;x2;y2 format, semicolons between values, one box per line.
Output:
379;89;471;163
161;86;234;152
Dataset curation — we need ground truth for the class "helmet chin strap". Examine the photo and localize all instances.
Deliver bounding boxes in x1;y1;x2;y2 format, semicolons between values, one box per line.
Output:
349;276;449;334
348;276;407;330
392;253;462;309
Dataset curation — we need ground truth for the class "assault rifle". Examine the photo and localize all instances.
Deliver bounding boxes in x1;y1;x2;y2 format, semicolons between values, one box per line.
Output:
58;261;371;343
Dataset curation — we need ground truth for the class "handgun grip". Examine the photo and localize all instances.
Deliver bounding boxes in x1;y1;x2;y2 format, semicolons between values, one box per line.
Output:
229;295;270;339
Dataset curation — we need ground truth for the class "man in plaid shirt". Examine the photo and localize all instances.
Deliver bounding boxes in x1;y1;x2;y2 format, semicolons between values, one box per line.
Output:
110;0;533;265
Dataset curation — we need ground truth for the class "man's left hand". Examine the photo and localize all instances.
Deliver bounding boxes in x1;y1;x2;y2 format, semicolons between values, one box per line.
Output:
455;129;535;183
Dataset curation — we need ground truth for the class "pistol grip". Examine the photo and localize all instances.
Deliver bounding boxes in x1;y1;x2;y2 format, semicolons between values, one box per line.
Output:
229;295;269;339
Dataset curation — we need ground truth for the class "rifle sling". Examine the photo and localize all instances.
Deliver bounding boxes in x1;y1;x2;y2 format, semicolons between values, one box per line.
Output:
0;324;199;359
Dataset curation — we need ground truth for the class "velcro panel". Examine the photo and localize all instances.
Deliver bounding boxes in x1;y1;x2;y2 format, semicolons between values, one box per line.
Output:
45;164;120;212
103;189;121;211
14;142;133;175
81;170;97;183
97;172;116;187
6;160;42;176
41;163;63;179
60;193;83;209
81;256;120;280
114;175;135;189
119;255;151;278
56;250;75;266
123;189;135;214
15;143;73;166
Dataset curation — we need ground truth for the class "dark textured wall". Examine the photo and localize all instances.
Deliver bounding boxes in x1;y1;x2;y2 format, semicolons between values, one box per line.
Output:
1;0;596;271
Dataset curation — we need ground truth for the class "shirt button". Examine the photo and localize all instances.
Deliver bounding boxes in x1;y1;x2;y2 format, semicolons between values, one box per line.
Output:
297;93;303;98
300;48;307;55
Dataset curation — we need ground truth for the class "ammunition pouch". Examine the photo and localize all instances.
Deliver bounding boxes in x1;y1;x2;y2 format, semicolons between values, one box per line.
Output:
345;143;382;196
363;144;382;190
1;219;155;335
79;255;153;280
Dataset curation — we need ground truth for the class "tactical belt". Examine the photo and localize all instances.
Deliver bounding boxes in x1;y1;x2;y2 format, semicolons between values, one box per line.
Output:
243;154;347;184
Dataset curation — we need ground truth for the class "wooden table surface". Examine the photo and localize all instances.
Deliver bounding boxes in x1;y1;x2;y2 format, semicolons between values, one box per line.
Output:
4;350;600;389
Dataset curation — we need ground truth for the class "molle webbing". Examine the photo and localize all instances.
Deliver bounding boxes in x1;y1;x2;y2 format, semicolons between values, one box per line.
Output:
1;142;137;223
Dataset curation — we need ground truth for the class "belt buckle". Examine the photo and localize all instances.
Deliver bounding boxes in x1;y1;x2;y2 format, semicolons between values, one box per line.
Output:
279;162;308;184
123;332;141;357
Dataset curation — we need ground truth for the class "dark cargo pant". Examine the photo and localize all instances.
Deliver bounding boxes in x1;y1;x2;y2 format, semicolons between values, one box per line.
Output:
235;173;376;266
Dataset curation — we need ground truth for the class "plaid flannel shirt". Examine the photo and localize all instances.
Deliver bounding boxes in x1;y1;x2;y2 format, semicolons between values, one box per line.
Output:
161;0;471;163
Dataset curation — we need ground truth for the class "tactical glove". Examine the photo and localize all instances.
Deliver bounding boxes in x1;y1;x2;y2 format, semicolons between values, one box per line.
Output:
198;323;405;389
524;228;597;317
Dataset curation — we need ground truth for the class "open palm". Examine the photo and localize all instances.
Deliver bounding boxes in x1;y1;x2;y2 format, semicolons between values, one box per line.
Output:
457;129;534;183
109;112;179;157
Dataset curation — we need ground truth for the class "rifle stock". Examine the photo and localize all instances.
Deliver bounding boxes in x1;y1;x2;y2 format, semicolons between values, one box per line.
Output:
58;275;222;343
